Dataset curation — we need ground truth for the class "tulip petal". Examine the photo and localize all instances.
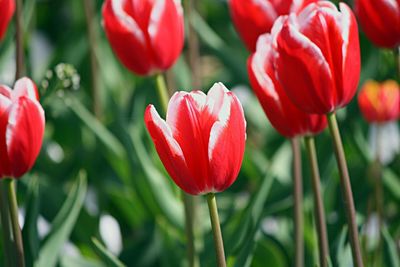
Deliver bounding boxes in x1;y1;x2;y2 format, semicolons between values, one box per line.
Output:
356;0;400;48
0;0;15;41
204;83;230;123
276;18;334;114
149;0;184;70
229;0;277;51
251;34;279;101
109;0;145;43
5;97;45;178
339;3;360;108
102;0;153;75
249;34;327;137
298;3;344;105
165;92;210;191
0;108;11;177
13;77;39;101
208;93;246;192
0;85;12;98
144;105;199;194
0;86;12;117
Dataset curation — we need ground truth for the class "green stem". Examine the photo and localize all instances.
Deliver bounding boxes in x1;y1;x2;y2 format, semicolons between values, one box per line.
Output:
154;73;198;267
373;125;384;265
185;0;201;89
304;136;330;267
0;182;14;267
183;193;199;267
4;180;24;267
83;0;101;118
15;0;24;80
155;73;170;114
290;138;304;267
207;193;226;267
327;113;364;267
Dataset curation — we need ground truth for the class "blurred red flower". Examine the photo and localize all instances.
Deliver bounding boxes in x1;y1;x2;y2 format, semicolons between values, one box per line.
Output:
358;80;400;123
228;0;319;51
0;0;15;41
354;0;400;48
102;0;184;76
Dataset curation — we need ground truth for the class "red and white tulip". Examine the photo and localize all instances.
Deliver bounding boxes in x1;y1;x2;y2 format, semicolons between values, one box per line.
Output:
102;0;184;76
0;78;45;178
228;0;319;51
145;83;246;195
274;2;361;114
248;33;327;138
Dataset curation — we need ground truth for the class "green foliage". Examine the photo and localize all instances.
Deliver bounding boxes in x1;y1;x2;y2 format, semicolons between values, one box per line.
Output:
0;0;399;266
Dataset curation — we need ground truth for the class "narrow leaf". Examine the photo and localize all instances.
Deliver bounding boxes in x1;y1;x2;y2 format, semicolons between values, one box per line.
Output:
91;237;126;267
35;172;87;267
22;176;40;267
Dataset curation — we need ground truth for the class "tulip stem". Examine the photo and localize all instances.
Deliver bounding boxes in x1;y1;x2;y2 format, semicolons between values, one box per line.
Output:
207;193;226;267
15;0;24;80
290;137;304;267
5;180;24;267
183;192;199;267
327;113;364;267
83;0;102;118
155;73;170;114
0;181;15;267
304;136;330;267
185;0;201;89
4;179;24;267
373;124;384;265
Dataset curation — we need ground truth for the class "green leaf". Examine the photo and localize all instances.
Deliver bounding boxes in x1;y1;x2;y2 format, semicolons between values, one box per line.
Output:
191;11;247;81
382;227;400;267
336;227;352;267
231;173;274;267
66;97;131;183
66;97;126;161
383;169;400;200
22;176;40;267
250;238;287;267
60;255;105;267
130;126;184;229
91;238;126;267
34;172;87;267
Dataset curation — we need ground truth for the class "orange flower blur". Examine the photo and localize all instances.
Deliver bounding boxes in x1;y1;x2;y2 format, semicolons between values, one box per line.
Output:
358;80;400;123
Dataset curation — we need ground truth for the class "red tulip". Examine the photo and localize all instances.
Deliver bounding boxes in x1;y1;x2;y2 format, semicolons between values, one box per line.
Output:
248;33;327;138
354;0;400;48
228;0;319;51
0;0;15;41
274;2;361;114
102;0;184;76
358;80;400;123
144;83;246;195
0;78;45;178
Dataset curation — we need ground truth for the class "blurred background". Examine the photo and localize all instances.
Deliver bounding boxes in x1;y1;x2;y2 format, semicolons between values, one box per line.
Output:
0;0;399;266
